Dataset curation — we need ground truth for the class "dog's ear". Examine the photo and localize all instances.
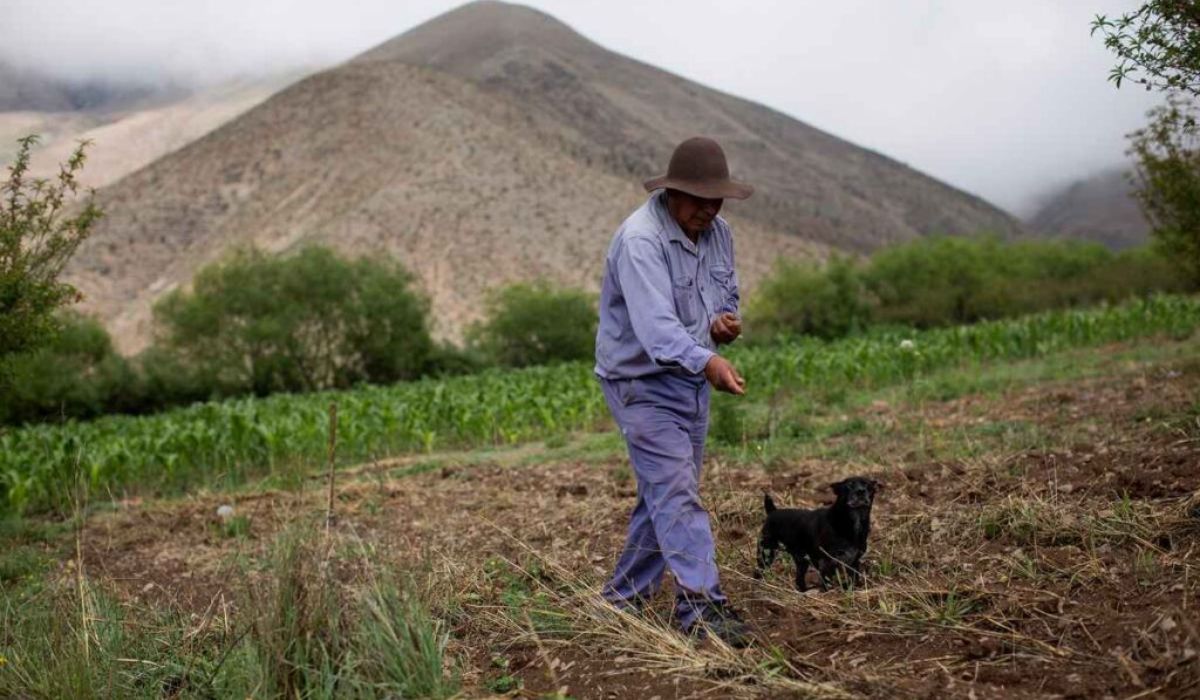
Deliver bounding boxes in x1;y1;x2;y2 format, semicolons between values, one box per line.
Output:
829;480;847;496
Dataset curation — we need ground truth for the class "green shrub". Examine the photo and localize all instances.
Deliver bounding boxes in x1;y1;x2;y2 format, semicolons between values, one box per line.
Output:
151;246;433;396
134;343;217;408
747;256;871;340
0;136;102;380
865;236;1011;326
750;236;1189;340
1128;97;1200;287
0;312;139;425
469;281;596;368
422;341;487;378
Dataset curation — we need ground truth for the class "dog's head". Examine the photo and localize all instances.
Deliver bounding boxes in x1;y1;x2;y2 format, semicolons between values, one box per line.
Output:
830;477;881;510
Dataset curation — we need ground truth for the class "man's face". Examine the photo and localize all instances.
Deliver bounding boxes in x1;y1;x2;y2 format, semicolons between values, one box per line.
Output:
668;190;723;236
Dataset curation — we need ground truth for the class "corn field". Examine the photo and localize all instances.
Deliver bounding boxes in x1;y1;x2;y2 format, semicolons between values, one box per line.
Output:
1;295;1197;514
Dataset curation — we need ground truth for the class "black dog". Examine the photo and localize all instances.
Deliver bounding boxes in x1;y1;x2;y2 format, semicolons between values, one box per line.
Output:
754;477;881;591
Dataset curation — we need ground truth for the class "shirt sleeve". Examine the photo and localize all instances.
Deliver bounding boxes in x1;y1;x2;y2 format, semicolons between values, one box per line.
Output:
718;228;740;316
616;236;714;375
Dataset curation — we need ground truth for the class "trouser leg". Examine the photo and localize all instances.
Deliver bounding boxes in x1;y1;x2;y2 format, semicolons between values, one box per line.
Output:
601;376;724;628
673;380;721;626
602;485;667;606
601;380;667;605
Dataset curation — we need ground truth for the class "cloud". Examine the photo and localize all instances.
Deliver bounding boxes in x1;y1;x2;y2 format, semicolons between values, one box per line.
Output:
0;0;1160;214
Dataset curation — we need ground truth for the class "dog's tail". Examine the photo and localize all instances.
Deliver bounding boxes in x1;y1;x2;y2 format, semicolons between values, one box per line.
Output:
763;492;777;514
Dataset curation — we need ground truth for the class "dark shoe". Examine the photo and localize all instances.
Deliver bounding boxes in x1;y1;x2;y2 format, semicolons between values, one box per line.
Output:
605;595;649;617
683;602;752;648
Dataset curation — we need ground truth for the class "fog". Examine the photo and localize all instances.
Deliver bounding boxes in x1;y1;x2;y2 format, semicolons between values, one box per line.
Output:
0;0;1160;215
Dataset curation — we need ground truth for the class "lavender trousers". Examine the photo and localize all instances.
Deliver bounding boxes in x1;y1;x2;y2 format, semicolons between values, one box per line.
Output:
599;372;727;627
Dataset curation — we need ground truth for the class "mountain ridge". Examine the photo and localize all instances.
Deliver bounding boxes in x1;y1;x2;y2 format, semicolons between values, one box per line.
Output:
1027;166;1150;249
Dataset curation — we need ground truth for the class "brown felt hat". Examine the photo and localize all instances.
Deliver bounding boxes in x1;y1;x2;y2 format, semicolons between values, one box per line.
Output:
643;136;753;200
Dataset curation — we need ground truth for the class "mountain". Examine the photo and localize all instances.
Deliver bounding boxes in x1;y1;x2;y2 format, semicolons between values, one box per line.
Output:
1027;167;1150;249
66;0;1024;353
0;60;164;113
0;72;301;190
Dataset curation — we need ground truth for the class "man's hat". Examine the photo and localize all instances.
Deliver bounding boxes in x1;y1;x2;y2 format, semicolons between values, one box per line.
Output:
643;136;753;200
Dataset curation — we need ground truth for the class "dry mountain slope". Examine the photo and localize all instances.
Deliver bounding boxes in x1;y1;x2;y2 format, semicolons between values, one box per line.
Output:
357;1;1023;251
1027;167;1150;249
68;0;1023;353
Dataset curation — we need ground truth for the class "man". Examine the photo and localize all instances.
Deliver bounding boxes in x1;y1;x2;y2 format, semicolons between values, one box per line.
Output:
594;136;752;647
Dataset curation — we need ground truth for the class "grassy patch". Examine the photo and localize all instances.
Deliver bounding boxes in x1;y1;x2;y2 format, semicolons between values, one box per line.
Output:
0;522;459;699
977;492;1156;548
485;557;572;638
0;516;69;587
0;547;49;585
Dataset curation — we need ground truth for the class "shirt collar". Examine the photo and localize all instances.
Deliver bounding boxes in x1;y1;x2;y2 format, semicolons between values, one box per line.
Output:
652;190;702;255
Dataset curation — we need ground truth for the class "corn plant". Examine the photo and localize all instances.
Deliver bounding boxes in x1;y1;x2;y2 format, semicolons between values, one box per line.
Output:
1;294;1197;514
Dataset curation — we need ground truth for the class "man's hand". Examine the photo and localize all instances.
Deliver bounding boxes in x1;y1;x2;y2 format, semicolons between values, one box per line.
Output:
710;312;742;345
704;355;745;395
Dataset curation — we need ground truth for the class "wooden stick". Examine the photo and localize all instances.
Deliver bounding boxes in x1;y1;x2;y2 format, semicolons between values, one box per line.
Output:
325;402;338;534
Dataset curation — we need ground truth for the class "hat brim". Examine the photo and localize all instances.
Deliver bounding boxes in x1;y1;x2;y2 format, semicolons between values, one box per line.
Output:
643;176;754;200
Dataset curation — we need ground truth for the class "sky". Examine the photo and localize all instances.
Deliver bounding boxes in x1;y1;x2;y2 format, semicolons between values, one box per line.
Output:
0;0;1161;216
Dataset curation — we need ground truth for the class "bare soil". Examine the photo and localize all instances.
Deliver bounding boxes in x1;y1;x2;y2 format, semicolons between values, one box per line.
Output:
78;349;1200;698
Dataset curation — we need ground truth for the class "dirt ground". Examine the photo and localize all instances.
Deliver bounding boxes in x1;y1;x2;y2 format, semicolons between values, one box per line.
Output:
79;345;1200;699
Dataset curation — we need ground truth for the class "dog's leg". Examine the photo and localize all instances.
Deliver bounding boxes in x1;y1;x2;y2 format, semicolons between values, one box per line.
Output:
818;554;856;590
788;549;809;591
815;556;837;591
849;555;865;588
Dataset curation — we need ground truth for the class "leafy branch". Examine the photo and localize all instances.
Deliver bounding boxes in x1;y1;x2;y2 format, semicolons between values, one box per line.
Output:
1092;2;1200;96
0;135;102;367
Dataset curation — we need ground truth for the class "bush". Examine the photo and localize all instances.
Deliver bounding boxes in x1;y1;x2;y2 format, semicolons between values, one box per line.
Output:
134;343;215;408
865;236;1013;326
423;342;487;378
749;236;1190;340
151;246;433;396
747;256;871;340
468;282;596;368
1128;97;1200;288
0;136;101;383
0;312;139;425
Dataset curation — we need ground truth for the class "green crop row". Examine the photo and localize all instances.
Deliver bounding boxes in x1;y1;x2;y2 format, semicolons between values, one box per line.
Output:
2;295;1197;514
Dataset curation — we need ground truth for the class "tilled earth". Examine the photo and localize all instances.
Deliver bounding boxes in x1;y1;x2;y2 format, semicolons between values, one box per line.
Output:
81;347;1200;698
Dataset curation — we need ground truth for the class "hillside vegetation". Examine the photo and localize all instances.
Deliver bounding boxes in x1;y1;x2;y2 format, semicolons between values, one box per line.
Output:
4;236;1187;429
749;236;1190;339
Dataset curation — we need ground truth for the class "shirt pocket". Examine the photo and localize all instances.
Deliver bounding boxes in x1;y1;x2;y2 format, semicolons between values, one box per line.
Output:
672;276;698;327
710;265;733;295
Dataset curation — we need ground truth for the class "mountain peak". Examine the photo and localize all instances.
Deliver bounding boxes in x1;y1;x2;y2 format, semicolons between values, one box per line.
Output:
354;1;593;69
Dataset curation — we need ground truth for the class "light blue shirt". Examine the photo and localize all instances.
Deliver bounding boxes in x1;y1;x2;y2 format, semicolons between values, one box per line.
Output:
594;191;740;380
